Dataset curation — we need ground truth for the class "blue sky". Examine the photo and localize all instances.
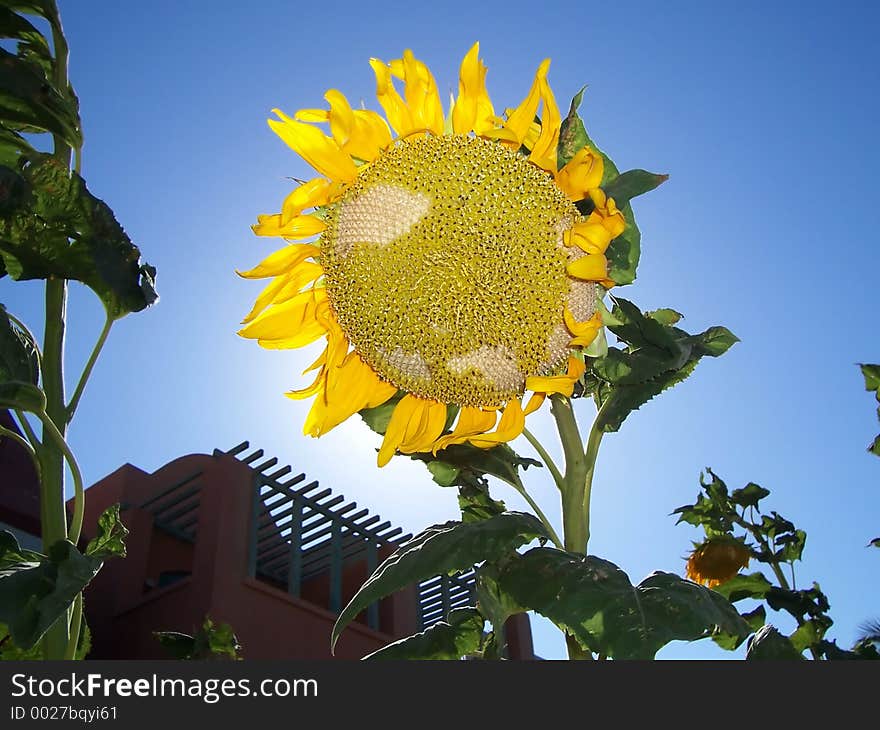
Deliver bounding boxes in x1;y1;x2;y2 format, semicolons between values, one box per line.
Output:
3;0;878;659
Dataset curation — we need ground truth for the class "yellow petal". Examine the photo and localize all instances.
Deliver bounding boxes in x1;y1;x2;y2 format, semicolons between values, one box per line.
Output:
452;42;496;136
567;253;609;282
432;406;497;453
526;356;585;396
467;398;525;449
555;146;604;201
302;352;396;437
504;59;550;147
370;58;415;137
523;392;545;416
240;261;323;324
400;49;444;136
268;109;357;182
236;243;319;279
378;395;446;467
237;288;328;347
564;310;602;348
252;213;327;239
529;68;560;172
323;89;392;162
564;219;612;255
294;109;330;123
281;178;335;224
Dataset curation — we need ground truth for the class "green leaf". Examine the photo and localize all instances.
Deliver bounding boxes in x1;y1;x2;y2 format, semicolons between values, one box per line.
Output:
713;605;767;650
0;128;34;169
155;617;241;660
860;363;880;392
364;607;484;660
410;442;541;491
605;204;640;286
557;88;590;170
0;6;52;77
0;381;45;412
859;364;880;456
85;504;128;559
494;547;749;659
730;482;770;509
693;326;740;357
0;154;158;319
0;48;80;148
476;563;523;635
331;512;548;652
789;616;832;653
746;625;803;660
765;583;829;621
595;359;699;432
0;535;103;649
591;299;737;432
603;169;669;208
646;308;683;326
154;630;197;660
457;482;506;523
712;572;774;603
0;303;38;385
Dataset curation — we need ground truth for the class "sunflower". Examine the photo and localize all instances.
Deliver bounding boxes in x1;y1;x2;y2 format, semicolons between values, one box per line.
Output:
238;44;625;467
685;537;752;588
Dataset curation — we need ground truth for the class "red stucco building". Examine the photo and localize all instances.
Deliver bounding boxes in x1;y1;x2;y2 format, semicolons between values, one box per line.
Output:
69;441;535;659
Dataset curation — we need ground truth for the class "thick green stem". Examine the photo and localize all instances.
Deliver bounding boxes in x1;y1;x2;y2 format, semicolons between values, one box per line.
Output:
66;315;112;422
41;279;70;659
550;395;588;553
38;411;84;545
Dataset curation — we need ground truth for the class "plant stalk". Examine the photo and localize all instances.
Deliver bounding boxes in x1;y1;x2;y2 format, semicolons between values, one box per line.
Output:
41;278;70;660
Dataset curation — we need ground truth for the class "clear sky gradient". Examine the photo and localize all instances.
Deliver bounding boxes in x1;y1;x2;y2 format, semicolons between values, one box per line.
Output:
3;0;878;659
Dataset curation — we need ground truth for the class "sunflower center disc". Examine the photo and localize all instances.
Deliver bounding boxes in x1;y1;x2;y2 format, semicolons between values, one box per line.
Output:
321;134;592;407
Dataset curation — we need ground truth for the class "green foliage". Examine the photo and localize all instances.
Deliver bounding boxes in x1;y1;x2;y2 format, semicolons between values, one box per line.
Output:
585;298;737;432
558;89;664;287
0;303;38;385
457;482;506;523
364;608;484;660
85;504;128;560
859;363;880;456
603;169;669;208
674;470;877;660
155;617;241;660
1;614;90;660
331;512;548;652
0;154;158;319
746;625;804;660
0;531;101;649
492;547;748;659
